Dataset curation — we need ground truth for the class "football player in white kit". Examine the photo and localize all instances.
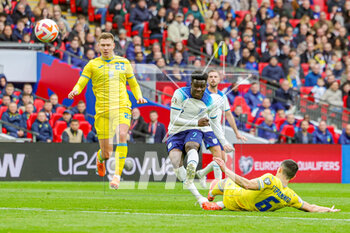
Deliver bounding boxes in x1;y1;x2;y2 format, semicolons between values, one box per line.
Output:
196;69;247;189
167;71;234;204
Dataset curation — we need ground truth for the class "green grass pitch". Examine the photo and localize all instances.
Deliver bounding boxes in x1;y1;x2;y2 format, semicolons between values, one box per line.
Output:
1;182;349;232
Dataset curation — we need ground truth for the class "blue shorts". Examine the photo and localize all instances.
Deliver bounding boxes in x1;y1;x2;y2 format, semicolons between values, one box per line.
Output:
203;131;223;150
167;129;203;153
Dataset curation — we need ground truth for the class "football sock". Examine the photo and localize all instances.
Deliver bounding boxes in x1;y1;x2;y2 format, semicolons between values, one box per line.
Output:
97;149;104;163
186;182;202;200
201;161;214;176
213;161;222;180
216;202;225;208
174;166;186;182
116;143;128;176
187;149;199;169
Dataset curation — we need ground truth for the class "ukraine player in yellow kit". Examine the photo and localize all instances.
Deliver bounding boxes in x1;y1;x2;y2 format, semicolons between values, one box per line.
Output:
201;158;340;213
68;32;147;189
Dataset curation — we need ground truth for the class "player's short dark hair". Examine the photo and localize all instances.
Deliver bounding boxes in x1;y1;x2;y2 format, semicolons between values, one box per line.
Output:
71;119;79;124
98;32;114;42
191;70;208;82
281;160;298;179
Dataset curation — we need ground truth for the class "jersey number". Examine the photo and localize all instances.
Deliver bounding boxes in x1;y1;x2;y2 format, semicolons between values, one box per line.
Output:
255;196;280;212
115;62;125;71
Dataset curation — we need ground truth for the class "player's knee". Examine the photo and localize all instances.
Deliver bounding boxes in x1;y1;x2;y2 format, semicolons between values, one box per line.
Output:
211;146;222;158
185;142;199;153
118;130;128;142
101;150;110;159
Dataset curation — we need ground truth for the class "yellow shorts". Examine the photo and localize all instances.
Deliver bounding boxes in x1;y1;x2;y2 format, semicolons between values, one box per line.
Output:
94;107;131;140
223;179;244;211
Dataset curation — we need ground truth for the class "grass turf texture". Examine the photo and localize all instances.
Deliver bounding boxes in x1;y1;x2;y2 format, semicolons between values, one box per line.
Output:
0;182;349;233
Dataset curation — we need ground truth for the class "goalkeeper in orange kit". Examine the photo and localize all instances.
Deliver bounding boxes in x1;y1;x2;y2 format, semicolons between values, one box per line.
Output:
68;32;147;189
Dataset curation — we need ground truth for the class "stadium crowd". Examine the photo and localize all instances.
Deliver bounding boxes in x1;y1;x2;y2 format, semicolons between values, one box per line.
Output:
0;0;350;144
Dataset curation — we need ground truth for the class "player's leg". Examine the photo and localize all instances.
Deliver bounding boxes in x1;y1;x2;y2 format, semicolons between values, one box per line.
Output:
184;141;200;185
208;178;227;201
96;138;113;176
168;149;186;181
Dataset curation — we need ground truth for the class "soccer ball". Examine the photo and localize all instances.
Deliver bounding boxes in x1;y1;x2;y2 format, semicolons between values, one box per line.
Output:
34;19;59;43
124;159;134;171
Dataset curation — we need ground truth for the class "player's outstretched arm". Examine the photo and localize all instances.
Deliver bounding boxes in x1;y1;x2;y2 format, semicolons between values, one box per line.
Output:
300;201;340;213
213;157;260;190
68;76;89;99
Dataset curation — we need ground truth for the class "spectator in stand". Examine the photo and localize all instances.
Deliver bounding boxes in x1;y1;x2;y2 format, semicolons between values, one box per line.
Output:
13;20;26;41
113;29;130;56
108;0;129;31
135;52;146;64
71;100;88;120
169;51;186;67
87;125;98;143
167;13;189;43
129;107;149;143
301;42;315;64
295;0;314;19
0;74;7;94
91;0;110;29
311;78;327;103
320;81;343;108
224;82;240;105
227;40;242;67
1;102;26;138
19;83;35;104
145;43;162;64
294;120;313;144
186;3;204;23
62;119;86;143
253;98;276;122
40;101;54;120
187;26;204;55
0;83;18;102
339;124;350;144
279;114;298;133
147;110;166;143
18;94;33;112
126;35;142;61
63;39;84;68
58;110;72;126
149;7;167;43
0;25;16;41
130;0;149;37
53;5;71;33
273;0;292;18
49;93;62;112
83;33;96;55
231;105;249;132
171;42;189;64
261;57;285;84
312;120;334;144
257;114;278;143
11;3;30;24
305;63;322;87
21;103;35;121
272;80;295;111
244;82;265;112
31;111;53;143
261;42;280;63
1;95;11;107
286;56;304;84
166;0;183;16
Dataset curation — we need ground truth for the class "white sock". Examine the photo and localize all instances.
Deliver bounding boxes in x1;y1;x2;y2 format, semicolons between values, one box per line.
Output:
187;149;199;169
201;161;215;176
213;161;222;180
217;201;225;208
186;182;202;200
174;166;186;182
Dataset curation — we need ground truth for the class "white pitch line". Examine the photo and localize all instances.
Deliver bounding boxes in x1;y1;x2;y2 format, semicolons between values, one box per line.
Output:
0;207;348;222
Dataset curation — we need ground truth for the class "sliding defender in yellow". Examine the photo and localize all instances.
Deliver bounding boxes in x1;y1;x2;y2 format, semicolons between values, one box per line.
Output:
201;158;340;213
68;32;147;189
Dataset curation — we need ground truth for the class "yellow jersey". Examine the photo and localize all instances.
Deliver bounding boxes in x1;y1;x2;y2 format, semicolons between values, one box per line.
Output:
224;173;304;212
72;55;143;115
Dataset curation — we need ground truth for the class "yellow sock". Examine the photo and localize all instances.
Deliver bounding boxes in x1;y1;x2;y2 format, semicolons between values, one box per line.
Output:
115;143;128;176
97;149;104;162
211;180;225;196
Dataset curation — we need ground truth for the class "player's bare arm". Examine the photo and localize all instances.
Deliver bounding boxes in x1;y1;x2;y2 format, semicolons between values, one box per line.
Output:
225;110;247;142
198;117;210;126
214;157;259;190
301;201;340;213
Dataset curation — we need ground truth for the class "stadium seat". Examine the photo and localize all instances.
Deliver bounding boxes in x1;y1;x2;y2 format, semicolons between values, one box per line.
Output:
53;121;67;142
27;113;38;129
161;86;174;106
0;106;8;119
73;114;86;121
275;118;286;131
258;63;269;75
34;99;45;112
232;96;250;113
2;127;7;134
307;124;315;134
289;19;300;28
56;106;66;115
343;96;348;108
79;121;92;137
50;113;63;127
14;91;21;96
255;117;264;126
280;125;295;143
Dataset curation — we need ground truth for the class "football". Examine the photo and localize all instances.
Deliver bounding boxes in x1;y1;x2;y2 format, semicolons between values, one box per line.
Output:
34;19;59;43
124;159;134;171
